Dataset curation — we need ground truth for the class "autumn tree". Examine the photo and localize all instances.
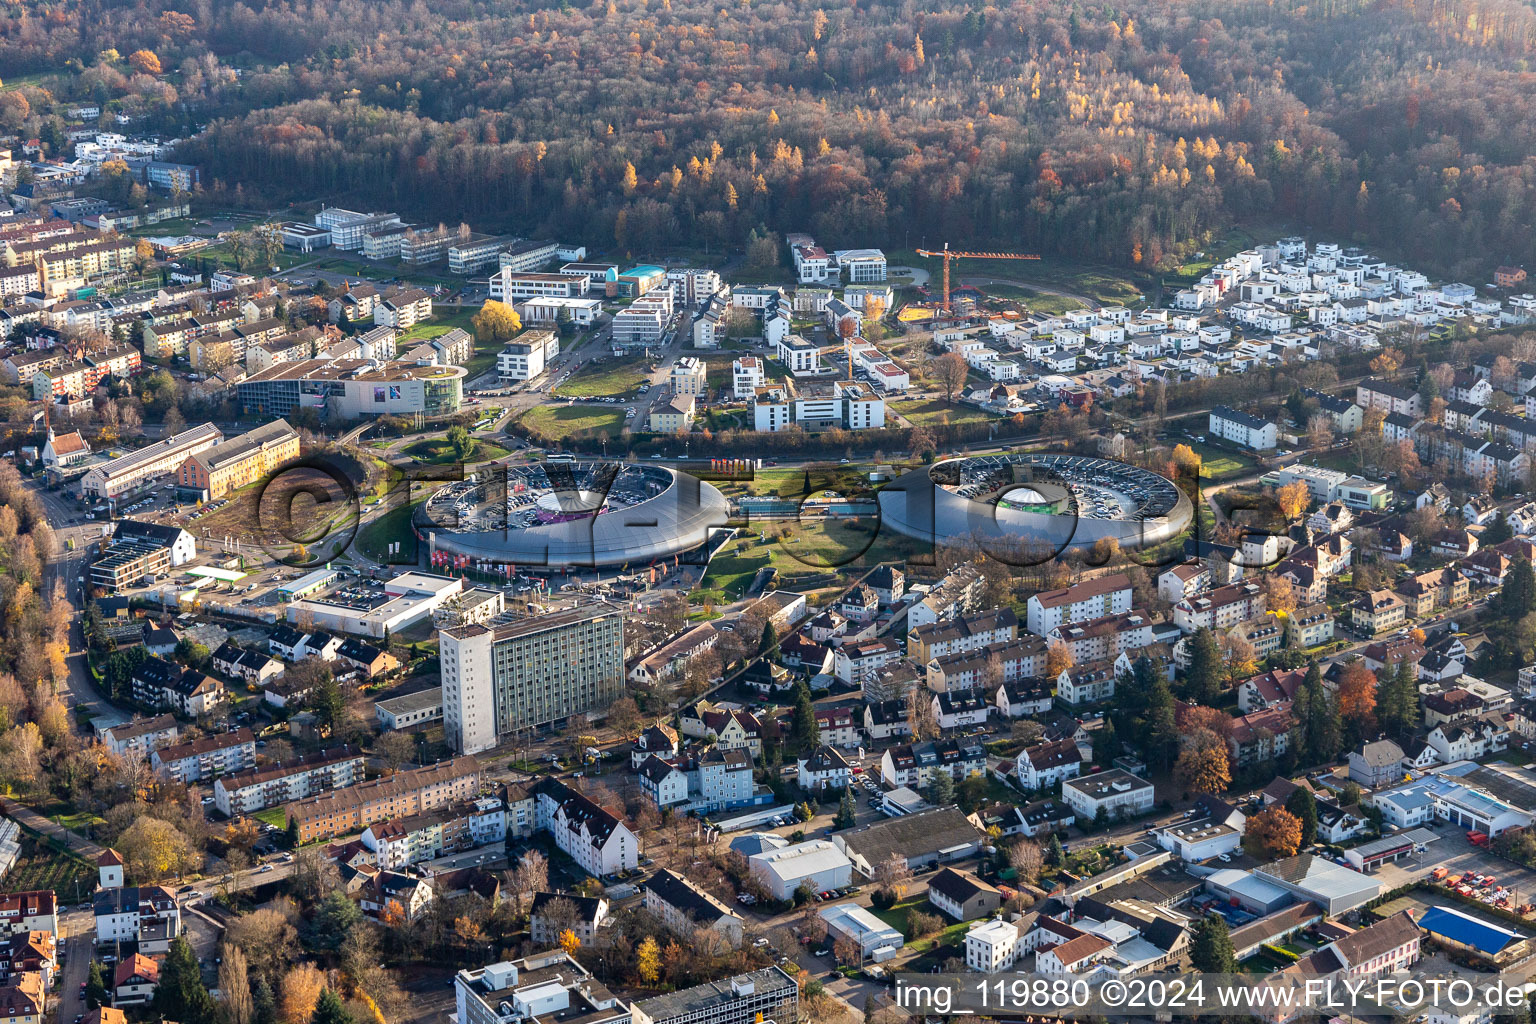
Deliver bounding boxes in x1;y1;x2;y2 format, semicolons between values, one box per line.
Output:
129;49;163;74
1243;807;1303;860
281;964;326;1024
1173;729;1231;796
636;936;662;983
1275;480;1311;521
1170;444;1202;477
1369;347;1404;375
1044;638;1075;679
1263;573;1297;615
220;946;254;1024
471;301;522;344
559;928;581;957
906;692;941;741
118;816;197;881
1335;660;1379;744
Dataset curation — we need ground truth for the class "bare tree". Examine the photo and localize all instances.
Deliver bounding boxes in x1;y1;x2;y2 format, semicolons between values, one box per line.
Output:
932;352;968;404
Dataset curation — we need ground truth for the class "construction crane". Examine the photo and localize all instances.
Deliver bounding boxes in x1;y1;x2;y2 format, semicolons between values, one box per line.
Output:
915;242;1041;314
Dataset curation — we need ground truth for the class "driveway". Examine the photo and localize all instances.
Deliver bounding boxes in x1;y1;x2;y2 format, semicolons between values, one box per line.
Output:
54;910;93;1024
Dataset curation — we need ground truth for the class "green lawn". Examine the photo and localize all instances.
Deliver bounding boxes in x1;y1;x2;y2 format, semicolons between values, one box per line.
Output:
356;499;423;563
253;807;288;828
400;307;477;343
399;437;513;465
518;404;628;441
698;519;921;600
1190;442;1257;480
553;357;650;398
870;896;971;954
891;398;997;427
697;543;774;601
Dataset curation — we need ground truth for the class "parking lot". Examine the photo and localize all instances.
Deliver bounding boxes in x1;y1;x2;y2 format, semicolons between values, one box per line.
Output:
1374;821;1536;908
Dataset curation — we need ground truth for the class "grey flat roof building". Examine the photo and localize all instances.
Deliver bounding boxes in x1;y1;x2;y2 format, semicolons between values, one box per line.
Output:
633;968;797;1024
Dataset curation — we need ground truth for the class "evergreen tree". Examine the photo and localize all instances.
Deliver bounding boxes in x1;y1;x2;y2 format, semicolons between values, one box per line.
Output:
253;980;278;1024
286;815;301;849
1144;678;1179;770
1484;513;1513;546
1094;716;1120;764
313;891;364;949
156;935;213;1022
1046;834;1065;867
759;619;779;656
311;989;355;1024
834;789;857;829
790;682;819;751
1119;655;1158;719
1375;660;1420;741
1418;371;1440;406
1183;627;1223;705
1284;787;1319;847
309;672;345;728
1297;662;1341;764
927;770;955;806
1190;915;1238;973
85;961;107;1009
1500;557;1536;619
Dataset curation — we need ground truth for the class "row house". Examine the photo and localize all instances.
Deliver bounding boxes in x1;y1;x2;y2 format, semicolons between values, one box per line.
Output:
1426;719;1509;763
1157;562;1214;604
1048;611;1155;663
926;636;1047;693
813;706;860;748
1228;705;1295;767
638;748;756;813
360;797;508;870
1024;573;1133;637
1173;582;1266;633
288;756;482;844
1356;377;1421;418
908;608;1018;663
212;642;284;685
149;729;256;783
129;656;225;717
0;895;55;938
797;746;853;793
832;639;902;686
879;738;986;790
1352;590;1407;635
678;702;769;757
863;699;913;742
92;885;179;947
213;745;366;816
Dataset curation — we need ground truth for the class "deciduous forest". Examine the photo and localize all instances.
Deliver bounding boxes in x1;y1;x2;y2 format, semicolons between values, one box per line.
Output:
2;0;1534;276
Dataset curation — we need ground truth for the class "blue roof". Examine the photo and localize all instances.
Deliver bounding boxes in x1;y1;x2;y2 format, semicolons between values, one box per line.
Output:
621;265;665;278
1417;906;1522;955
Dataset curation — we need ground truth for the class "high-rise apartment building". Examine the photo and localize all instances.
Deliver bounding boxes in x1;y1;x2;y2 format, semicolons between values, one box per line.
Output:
441;607;625;754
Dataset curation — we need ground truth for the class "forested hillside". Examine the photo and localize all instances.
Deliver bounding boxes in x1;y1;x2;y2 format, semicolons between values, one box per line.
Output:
2;0;1534;276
